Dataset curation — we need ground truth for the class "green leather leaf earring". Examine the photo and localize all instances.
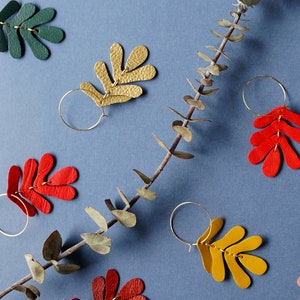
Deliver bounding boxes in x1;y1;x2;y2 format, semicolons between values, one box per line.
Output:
0;1;64;60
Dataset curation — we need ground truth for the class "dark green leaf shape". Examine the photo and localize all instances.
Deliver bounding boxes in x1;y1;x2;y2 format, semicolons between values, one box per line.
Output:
0;1;20;52
3;3;64;59
14;284;40;300
21;8;64;60
6;3;36;58
42;230;62;261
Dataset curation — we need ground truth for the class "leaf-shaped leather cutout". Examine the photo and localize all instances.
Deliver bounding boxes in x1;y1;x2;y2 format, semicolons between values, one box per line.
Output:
248;135;278;164
239;254;268;275
36;26;64;43
48;166;78;185
110;84;143;98
7;165;36;216
118;65;156;84
0;0;21;52
92;276;105;300
210;226;245;282
253;107;282;128
125;45;149;71
197;217;224;273
250;123;277;146
94;61;112;93
80;82;105;107
22;8;55;28
262;148;281;177
278;135;300;169
117;278;145;299
104;269;119;300
110;42;123;82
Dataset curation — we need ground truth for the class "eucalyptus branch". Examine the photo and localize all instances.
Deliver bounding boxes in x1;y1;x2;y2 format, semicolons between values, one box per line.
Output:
0;1;259;298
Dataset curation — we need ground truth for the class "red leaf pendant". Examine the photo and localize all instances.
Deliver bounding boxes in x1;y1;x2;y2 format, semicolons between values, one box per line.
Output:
6;153;78;216
248;106;300;176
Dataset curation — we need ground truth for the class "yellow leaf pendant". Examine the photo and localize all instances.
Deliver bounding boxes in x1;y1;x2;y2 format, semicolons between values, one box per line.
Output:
58;43;157;131
196;218;268;288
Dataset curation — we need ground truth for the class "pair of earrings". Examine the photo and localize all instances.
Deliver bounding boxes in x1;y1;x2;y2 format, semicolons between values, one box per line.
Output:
243;75;300;177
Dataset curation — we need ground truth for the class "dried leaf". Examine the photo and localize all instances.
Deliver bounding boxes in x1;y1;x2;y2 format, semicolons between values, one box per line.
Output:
183;96;206;110
14;285;40;300
186;77;199;94
228;34;244;42
133;169;152;184
197;51;212;63
218;19;232;27
200;78;213;87
116;187;130;209
24;254;45;284
85;206;108;232
198;65;220;77
167;107;210;123
201;88;219;96
172;120;192;142
81;233;112;255
205;45;231;60
152;133;170;153
51;260;80;274
111;210;137;228
136;187;157;200
217;64;228;72
210;29;224;39
172;151;194;159
42;230;62;261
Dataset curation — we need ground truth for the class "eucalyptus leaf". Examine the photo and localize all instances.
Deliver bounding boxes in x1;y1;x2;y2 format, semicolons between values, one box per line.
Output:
218;19;232;27
197;51;212;63
51;260;80;275
24;254;45;284
81;233;112;255
136;188;157;200
228;34;244;42
133;169;152;184
205;46;231;60
186;77;199;93
210;29;224;39
42;230;62;261
172;151;194;159
172;120;192;142
14;285;40;300
116;187;130;209
200;78;213;87
111;210;137;228
183;96;206;110
201;88;219;96
152;133;170;153
85;206;108;232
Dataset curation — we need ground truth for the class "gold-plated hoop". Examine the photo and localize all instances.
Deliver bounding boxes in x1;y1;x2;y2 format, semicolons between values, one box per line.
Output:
242;75;287;116
58;88;107;131
169;201;212;252
0;193;29;237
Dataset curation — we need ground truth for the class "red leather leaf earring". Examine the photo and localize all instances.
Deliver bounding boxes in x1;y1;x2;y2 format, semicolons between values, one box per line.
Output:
243;75;300;177
5;153;78;216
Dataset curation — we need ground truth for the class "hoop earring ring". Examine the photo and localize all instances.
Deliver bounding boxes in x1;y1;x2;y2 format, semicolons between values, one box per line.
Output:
58;88;107;131
242;75;287;116
0;193;29;237
169;201;212;252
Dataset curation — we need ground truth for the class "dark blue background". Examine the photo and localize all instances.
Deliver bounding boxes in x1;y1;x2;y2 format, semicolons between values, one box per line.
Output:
0;1;299;299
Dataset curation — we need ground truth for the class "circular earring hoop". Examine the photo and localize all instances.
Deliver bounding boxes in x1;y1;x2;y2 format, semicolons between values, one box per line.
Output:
242;75;287;116
0;193;29;237
58;88;107;131
169;201;212;251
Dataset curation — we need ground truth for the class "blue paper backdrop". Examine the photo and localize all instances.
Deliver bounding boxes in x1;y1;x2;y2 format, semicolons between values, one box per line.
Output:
0;0;299;299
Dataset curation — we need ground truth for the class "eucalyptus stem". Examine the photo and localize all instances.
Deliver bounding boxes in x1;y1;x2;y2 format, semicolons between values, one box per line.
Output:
0;3;248;299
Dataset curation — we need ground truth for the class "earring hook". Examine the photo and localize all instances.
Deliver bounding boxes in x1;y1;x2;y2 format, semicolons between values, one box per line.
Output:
169;201;212;252
242;75;287;116
58;88;107;131
0;193;29;237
